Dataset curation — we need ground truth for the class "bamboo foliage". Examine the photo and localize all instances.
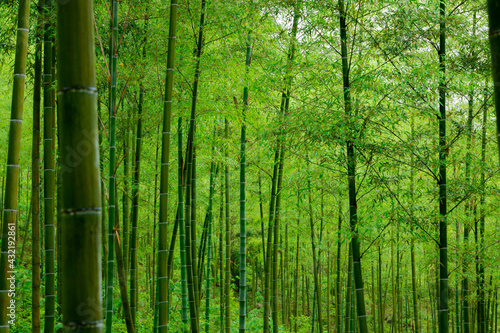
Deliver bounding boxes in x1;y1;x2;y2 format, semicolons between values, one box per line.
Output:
0;0;30;330
57;0;103;331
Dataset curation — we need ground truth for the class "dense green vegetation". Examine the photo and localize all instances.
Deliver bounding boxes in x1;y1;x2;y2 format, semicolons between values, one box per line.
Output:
1;0;500;332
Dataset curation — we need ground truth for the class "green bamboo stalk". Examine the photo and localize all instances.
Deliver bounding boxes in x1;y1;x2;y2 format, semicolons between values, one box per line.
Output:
130;84;144;327
191;148;200;315
272;149;285;333
224;118;231;333
42;0;56;330
205;131;216;333
487;0;500;162
345;244;353;333
263;148;279;333
57;0;103;331
294;186;300;333
31;2;43;331
462;93;473;333
115;231;135;333
478;90;488;333
123;107;130;276
308;176;323;333
378;246;384;333
153;123;161;332
184;139;199;332
166;207;180;322
105;0;119;331
219;178;225;333
187;0;207;315
178;117;189;330
336;203;343;333
239;32;252;333
410;109;419;333
437;1;449;332
338;0;369;331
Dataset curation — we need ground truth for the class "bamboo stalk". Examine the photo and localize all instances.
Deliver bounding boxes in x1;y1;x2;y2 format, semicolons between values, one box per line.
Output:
178;117;189;330
239;32;252;333
105;0;119;330
57;0;103;331
205;131;216;332
31;2;43;331
43;0;55;330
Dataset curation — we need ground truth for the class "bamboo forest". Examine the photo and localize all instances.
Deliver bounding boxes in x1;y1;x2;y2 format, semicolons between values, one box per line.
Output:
3;0;500;332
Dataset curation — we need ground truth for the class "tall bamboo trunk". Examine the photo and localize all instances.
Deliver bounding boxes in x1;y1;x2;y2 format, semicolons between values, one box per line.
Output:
130;84;144;327
115;231;135;333
239;32;252;333
224;118;231;333
461;92;474;333
263;148;279;333
336;202;343;333
272;149;285;333
477;88;488;333
184;136;199;332
437;1;449;332
105;1;119;331
487;0;500;161
178;118;189;329
123;108;131;278
43;1;56;331
31;2;43;331
338;0;368;331
410;111;419;333
294;186;301;333
158;0;178;330
57;0;103;331
205;133;216;333
308;175;323;333
184;1;208;320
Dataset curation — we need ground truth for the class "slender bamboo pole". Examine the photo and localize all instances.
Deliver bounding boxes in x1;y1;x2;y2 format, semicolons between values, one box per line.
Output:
105;0;119;330
31;2;43;331
158;0;178;329
263;148;279;333
478;88;488;333
43;1;56;330
205;131;216;333
437;0;449;331
123;107;130;275
178;118;189;330
336;202;343;333
294;186;300;333
115;231;135;333
239;32;252;333
57;0;103;331
224;118;231;333
338;0;368;331
130;19;148;326
487;0;500;161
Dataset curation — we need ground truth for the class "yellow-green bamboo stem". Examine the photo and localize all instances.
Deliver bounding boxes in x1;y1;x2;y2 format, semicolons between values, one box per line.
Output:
0;0;30;330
